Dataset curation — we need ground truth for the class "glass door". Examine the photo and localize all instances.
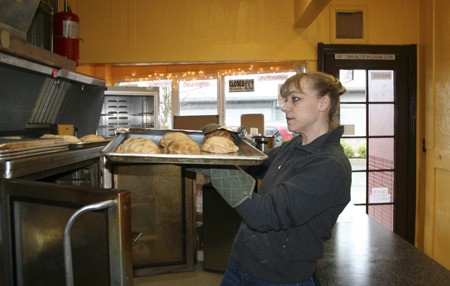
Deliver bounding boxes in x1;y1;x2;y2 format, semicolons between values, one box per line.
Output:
339;70;396;231
318;44;417;243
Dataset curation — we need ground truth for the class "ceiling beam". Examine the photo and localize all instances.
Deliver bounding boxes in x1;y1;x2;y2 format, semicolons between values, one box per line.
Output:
293;0;332;28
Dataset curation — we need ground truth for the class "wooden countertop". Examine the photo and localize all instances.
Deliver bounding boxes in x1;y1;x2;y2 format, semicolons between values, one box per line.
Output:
317;215;450;285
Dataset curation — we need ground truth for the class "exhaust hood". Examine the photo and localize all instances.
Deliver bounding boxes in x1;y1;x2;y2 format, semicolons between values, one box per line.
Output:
0;0;41;40
0;50;106;137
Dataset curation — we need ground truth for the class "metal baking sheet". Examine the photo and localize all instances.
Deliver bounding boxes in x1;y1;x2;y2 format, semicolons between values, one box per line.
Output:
0;146;68;161
1;146;104;179
69;140;111;150
0;138;67;152
101;129;267;166
0;138;68;161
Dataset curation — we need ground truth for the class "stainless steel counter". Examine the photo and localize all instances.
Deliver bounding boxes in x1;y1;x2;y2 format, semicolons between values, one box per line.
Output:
317;215;450;285
0;146;103;180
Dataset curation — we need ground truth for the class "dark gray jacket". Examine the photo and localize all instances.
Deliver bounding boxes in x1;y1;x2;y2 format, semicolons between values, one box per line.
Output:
233;126;352;283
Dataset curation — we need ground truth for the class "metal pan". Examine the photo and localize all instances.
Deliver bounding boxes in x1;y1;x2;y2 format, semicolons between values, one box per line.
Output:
68;140;111;150
0;146;68;161
101;129;267;166
0;138;66;152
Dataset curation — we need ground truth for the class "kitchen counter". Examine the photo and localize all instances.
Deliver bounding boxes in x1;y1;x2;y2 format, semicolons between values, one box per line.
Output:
317;215;450;285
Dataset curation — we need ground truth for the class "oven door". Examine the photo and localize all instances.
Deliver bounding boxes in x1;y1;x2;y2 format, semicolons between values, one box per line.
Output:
0;179;132;286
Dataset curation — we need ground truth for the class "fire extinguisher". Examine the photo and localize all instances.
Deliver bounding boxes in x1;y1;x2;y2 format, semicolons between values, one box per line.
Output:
53;0;80;64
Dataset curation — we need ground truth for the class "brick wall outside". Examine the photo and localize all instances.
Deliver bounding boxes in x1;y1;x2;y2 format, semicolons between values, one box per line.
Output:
368;155;394;230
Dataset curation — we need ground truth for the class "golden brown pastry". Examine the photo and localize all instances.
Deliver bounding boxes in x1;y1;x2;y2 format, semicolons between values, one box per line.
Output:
116;137;160;154
204;129;233;142
201;136;239;154
61;135;81;143
40;134;60;139
159;132;191;147
159;132;201;155
40;134;81;143
80;134;105;142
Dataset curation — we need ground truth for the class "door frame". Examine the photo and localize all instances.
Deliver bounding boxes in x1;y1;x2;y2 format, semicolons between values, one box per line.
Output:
318;43;417;243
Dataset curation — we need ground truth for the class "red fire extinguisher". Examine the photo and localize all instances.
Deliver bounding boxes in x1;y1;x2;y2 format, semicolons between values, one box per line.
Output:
53;0;80;64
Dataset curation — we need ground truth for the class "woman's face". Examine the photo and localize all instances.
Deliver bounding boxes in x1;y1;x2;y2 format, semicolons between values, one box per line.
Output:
281;78;323;134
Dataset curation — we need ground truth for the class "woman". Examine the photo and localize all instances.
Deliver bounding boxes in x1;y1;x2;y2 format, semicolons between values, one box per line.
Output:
193;71;351;285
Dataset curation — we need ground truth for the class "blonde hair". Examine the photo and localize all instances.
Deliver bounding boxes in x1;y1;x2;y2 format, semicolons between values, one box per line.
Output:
280;72;346;130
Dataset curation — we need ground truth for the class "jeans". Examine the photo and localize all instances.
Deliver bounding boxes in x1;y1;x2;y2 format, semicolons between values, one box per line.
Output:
220;257;318;286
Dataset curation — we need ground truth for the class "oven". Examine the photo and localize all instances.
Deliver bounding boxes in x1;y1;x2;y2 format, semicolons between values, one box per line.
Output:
0;48;134;285
0;179;132;286
97;86;159;138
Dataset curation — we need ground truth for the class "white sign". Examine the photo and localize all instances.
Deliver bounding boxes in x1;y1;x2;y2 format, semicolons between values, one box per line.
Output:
335;54;396;60
371;71;392;80
369;187;391;203
369;194;391;203
372;187;389;195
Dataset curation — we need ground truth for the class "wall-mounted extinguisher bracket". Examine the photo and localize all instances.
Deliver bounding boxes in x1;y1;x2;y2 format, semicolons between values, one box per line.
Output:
53;1;80;64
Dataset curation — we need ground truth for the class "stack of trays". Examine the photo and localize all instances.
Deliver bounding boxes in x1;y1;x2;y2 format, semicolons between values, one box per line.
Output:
0;138;68;161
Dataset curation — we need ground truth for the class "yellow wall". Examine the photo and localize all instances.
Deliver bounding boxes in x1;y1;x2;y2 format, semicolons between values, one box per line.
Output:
71;0;419;65
72;0;311;64
421;0;450;269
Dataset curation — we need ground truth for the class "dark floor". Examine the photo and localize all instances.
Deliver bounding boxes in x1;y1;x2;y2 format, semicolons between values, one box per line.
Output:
133;262;223;286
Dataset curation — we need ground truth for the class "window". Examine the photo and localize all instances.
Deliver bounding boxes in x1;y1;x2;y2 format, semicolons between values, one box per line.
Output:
119;80;172;127
117;71;296;134
178;79;218;116
224;72;295;135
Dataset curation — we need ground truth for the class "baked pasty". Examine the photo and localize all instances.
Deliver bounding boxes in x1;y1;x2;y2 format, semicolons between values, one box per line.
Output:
80;134;105;142
116;137;160;154
61;135;81;143
40;134;60;139
204;129;233;142
201;136;239;154
159;132;201;155
159;132;191;147
40;134;81;143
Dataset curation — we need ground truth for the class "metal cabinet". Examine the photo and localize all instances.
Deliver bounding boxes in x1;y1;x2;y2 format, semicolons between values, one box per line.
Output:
103;163;196;276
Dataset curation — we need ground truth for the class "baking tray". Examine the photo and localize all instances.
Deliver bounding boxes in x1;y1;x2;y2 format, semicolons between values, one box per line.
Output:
69;140;111;150
0;138;67;151
0;146;68;161
0;138;68;161
101;129;267;166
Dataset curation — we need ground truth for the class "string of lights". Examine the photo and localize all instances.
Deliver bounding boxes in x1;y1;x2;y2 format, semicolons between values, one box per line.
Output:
112;61;307;83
